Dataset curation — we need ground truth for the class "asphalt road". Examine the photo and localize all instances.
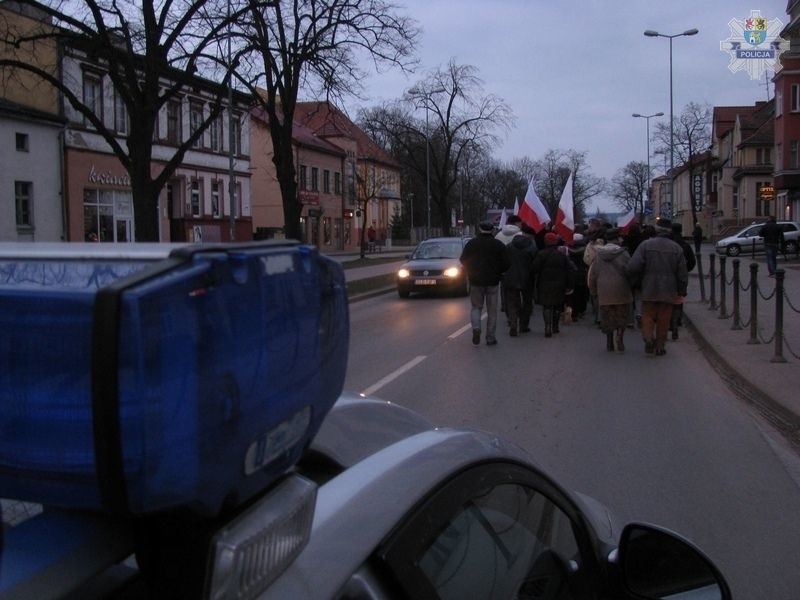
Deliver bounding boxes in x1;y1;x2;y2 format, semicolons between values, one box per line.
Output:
345;291;800;600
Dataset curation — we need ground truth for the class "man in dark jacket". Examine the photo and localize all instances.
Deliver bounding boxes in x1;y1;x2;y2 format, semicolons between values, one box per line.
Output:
625;219;688;356
502;223;538;336
460;222;511;346
761;215;785;276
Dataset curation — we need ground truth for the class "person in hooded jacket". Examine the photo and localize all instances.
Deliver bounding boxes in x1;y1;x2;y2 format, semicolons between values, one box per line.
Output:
495;214;523;319
502;222;538;336
565;234;589;321
588;228;633;352
531;232;575;337
668;222;696;340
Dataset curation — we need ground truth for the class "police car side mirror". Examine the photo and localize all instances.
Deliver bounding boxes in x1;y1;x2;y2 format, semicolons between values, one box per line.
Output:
617;523;731;599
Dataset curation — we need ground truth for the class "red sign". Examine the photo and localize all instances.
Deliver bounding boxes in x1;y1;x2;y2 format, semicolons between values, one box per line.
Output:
298;190;319;205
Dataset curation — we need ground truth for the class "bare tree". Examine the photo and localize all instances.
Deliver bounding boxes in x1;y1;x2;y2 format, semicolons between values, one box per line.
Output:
405;60;514;235
652;101;712;224
610;161;649;215
0;0;240;241
236;0;419;242
530;149;604;223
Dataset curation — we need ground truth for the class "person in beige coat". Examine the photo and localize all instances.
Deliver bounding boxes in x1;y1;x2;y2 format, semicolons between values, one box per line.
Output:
588;228;633;352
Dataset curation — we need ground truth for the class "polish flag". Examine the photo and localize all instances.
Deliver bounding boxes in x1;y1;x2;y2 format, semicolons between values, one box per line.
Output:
617;208;636;233
518;177;550;233
553;174;574;245
619;208;637;233
498;207;508;229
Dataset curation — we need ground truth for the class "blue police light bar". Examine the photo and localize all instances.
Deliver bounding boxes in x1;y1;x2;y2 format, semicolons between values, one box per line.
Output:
0;241;348;516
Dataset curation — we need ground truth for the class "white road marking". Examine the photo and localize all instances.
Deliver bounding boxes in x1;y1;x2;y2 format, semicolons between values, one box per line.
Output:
360;355;427;396
449;323;474;339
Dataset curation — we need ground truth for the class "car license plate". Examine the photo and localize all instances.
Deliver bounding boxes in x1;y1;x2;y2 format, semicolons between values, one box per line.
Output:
415;279;436;285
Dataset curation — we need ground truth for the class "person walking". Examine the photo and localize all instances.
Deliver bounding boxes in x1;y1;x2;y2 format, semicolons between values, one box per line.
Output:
583;223;606;326
692;222;703;254
532;232;575;338
669;222;696;340
502;223;538;336
565;234;589;321
496;214;523;319
625;218;688;356
761;215;785;277
588;228;632;352
460;221;511;346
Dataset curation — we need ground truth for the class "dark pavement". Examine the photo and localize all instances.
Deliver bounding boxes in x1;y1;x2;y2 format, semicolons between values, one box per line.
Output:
330;241;800;445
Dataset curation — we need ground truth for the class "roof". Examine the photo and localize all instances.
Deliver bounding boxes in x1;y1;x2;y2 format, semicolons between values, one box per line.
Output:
736;99;774;148
250;106;345;157
295;101;400;168
713;105;757;141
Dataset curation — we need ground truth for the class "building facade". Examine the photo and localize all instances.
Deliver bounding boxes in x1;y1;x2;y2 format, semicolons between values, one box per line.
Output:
774;1;800;222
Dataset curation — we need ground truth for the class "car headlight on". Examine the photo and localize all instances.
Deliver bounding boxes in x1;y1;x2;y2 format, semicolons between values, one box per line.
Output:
443;267;461;278
398;268;410;279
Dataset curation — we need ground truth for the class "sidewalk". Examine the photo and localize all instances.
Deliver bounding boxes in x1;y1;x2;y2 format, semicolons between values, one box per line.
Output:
681;243;800;441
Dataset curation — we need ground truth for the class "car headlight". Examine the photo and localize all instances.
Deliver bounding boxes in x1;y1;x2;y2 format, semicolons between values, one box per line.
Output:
398;268;410;279
444;267;461;278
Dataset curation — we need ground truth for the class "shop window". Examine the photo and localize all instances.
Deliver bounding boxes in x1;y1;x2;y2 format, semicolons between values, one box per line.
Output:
323;217;332;245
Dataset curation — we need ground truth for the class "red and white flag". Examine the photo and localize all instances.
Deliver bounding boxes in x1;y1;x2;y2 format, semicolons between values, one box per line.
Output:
518;177;550;233
498;207;508;230
619;208;637;233
553;173;575;244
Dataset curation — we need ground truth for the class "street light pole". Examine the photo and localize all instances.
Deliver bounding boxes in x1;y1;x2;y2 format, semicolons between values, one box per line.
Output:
632;111;664;214
644;28;698;218
425;105;431;238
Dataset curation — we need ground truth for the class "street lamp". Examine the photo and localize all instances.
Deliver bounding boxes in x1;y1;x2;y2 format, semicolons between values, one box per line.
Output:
632;112;664;214
644;27;698;217
409;86;446;238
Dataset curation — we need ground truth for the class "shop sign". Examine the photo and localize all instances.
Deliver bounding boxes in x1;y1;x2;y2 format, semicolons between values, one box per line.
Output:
298;190;319;205
88;165;131;187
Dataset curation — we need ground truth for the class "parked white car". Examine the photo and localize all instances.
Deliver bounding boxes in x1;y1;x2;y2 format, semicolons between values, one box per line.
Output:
715;220;800;257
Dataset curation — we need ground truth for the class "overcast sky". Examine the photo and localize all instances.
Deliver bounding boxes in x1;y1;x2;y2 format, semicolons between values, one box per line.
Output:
355;0;787;211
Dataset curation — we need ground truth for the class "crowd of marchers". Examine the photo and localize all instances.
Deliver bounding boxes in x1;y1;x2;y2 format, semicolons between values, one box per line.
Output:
458;215;697;356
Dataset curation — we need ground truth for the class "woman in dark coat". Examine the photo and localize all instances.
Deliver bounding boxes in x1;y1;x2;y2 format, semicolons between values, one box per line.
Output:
531;232;575;337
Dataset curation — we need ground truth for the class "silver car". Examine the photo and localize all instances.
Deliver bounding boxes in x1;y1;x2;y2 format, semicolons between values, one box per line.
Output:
396;237;470;298
3;394;732;599
715;220;800;257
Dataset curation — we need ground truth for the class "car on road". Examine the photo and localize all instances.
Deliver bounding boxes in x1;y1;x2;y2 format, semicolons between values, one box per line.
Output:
715;220;800;256
396;237;470;298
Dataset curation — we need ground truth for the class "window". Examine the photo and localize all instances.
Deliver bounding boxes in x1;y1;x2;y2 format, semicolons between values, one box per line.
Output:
299;165;308;190
777;143;783;171
381;463;583;600
166;100;181;145
83;72;103;124
190;180;201;217
311;167;319;191
790;141;798;170
733;185;739;211
15;133;29;152
756;181;768;217
15;181;32;229
323;169;330;194
776;89;783;117
211;181;221;218
210;114;223;153
792;84;800;112
190;101;204;148
334;172;342;195
114;90;128;135
230;114;241;155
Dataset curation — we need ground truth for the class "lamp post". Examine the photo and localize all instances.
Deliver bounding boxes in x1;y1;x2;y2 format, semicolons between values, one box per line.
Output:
632;111;664;214
644;28;698;217
409;86;446;239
